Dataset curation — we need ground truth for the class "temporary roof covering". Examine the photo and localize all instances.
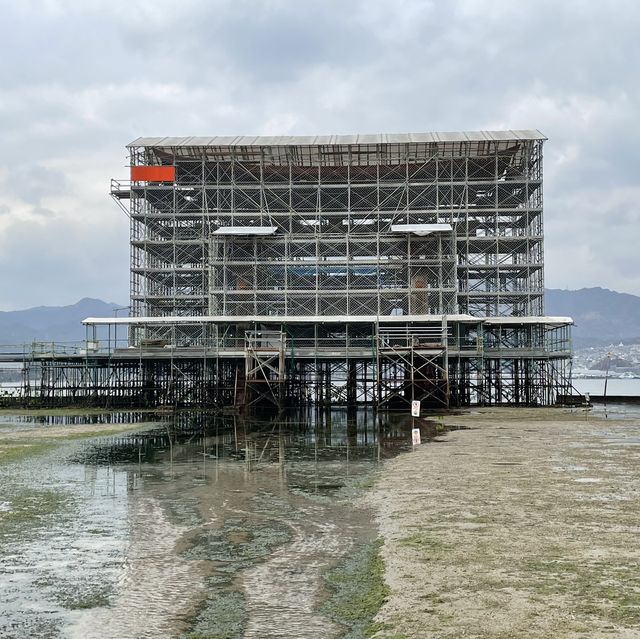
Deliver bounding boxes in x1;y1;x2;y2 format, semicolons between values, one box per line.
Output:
127;131;546;166
128;130;546;148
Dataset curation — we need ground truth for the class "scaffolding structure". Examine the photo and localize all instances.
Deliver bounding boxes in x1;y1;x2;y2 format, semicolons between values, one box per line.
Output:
18;131;573;409
118;131;544;320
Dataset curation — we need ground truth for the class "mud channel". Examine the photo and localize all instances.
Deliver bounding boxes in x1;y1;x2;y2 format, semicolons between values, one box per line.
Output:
0;407;444;638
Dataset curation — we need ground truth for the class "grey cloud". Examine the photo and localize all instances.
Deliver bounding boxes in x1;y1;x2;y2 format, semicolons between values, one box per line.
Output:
31;206;56;217
0;0;639;309
3;165;67;205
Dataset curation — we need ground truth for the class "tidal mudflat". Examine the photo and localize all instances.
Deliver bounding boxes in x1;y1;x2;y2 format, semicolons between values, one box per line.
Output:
369;407;640;638
6;405;633;638
0;407;424;639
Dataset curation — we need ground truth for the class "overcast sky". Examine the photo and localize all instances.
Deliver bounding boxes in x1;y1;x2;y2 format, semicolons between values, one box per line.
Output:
0;0;638;310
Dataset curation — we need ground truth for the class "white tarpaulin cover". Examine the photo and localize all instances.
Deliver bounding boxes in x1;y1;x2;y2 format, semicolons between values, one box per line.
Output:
212;226;277;236
390;223;453;236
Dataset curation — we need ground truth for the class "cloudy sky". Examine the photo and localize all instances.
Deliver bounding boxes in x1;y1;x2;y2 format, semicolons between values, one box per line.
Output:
0;0;638;310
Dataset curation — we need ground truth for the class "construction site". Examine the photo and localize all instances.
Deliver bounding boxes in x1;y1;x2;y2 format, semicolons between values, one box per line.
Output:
4;131;575;409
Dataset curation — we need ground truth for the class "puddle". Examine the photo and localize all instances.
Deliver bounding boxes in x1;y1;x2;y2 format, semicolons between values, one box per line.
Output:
0;407;446;638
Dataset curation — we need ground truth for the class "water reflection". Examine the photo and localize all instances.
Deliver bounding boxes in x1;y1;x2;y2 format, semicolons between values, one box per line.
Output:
0;410;155;428
71;407;446;466
0;407;444;639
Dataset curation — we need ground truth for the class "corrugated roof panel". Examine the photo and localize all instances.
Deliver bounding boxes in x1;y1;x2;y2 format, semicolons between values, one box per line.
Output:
517;129;547;140
309;136;323;145
335;134;359;145
127;136;165;147
389;133;413;143
357;134;381;144
464;131;491;141
230;136;258;146
287;135;317;145
489;130;518;141
183;137;216;146
210;136;240;146
246;136;279;146
160;137;189;146
435;131;468;142
313;135;335;145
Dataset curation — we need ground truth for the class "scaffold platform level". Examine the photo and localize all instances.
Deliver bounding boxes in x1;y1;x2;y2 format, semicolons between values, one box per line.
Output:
1;313;574;410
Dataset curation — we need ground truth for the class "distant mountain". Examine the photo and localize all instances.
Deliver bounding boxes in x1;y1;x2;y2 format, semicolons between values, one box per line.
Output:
0;289;638;348
545;287;640;347
0;298;126;345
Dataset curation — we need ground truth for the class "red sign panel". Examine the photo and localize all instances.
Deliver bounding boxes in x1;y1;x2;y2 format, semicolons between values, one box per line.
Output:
131;166;176;182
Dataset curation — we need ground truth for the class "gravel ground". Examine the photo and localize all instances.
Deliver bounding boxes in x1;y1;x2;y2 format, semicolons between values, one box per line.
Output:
369;407;640;638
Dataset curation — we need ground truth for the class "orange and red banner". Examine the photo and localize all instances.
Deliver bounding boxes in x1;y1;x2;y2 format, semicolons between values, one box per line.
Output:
130;166;176;182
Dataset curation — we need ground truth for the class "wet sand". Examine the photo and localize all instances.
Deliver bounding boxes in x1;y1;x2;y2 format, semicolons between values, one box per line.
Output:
369;407;640;638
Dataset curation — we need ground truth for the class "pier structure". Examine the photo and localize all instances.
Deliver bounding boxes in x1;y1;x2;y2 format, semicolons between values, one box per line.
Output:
11;131;574;408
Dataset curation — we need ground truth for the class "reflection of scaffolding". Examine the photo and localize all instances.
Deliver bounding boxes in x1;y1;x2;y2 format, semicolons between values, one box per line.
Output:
10;130;575;410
